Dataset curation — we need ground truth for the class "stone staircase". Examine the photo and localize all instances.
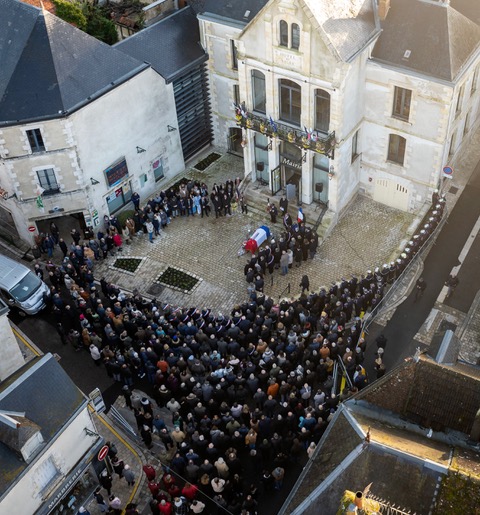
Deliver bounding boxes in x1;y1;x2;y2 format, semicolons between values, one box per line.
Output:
242;179;334;241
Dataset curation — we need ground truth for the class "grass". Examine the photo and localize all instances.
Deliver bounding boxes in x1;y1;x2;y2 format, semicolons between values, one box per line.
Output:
113;257;142;273
194;152;221;171
157;267;199;292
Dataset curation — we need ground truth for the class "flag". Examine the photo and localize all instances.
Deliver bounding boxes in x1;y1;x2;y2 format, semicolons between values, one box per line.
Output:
36;195;44;213
269;116;278;133
304;126;311;141
297;207;304;224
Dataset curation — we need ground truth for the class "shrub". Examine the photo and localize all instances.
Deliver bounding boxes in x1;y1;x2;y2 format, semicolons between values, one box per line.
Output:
53;0;87;30
113;258;142;273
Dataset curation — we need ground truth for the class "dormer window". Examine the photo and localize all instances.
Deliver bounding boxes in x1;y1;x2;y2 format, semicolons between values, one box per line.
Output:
279;20;300;50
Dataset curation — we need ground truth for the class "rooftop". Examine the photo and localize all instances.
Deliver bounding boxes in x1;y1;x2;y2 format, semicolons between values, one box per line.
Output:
0;0;146;126
115;6;207;84
0;354;86;498
372;0;480;82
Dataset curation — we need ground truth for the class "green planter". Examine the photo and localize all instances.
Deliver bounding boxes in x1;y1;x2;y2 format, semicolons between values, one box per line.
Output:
157;267;200;293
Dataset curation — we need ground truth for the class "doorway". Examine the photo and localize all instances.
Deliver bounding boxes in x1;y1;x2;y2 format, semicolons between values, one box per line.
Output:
228;127;243;156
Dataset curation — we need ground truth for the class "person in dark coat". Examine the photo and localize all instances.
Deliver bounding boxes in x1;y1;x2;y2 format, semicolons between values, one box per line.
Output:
300;275;310;294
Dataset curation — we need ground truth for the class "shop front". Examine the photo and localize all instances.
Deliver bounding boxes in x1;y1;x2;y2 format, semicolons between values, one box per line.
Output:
103;158;133;214
37;440;105;515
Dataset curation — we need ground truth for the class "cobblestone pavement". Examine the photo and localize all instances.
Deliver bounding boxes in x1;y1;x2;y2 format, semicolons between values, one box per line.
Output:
92;151;416;314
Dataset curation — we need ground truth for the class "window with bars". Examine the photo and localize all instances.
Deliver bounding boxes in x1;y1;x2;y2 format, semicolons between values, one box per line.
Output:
392;87;412;121
279;79;301;126
314;89;330;133
37;168;60;194
252;70;266;113
27;128;45;153
387;134;406;165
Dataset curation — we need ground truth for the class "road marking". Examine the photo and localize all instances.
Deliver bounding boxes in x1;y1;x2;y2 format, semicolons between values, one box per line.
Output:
438;213;480;303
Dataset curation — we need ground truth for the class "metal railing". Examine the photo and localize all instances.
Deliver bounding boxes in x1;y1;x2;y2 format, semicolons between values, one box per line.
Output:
360;206;448;333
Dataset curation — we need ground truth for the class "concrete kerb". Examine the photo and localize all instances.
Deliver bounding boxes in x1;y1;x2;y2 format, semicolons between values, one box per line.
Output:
457;289;480;342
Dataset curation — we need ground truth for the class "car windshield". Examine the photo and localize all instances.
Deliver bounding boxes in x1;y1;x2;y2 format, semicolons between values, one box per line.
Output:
9;271;41;302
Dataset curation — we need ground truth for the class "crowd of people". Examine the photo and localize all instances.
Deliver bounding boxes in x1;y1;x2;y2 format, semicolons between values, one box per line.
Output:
29;177;447;515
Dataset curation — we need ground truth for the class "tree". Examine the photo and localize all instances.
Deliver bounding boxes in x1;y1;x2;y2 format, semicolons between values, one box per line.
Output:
82;4;119;45
52;0;87;30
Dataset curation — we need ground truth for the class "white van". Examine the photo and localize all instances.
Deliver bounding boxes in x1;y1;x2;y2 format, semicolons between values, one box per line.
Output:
0;255;50;315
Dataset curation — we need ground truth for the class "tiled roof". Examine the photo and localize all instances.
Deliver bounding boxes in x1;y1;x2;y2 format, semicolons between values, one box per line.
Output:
301;446;440;515
304;0;380;62
372;0;480;82
0;354;86;497
281;409;363;513
195;0;268;26
0;0;147;126
354;355;480;435
115;7;207;84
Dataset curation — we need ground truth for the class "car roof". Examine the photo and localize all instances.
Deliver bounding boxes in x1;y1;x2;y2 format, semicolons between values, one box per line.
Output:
0;255;30;291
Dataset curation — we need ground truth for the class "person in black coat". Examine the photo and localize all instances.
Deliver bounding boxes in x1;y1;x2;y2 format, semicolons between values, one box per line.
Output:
300;275;310;294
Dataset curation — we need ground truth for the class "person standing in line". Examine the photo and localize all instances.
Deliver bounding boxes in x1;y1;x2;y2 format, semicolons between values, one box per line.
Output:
122;464;136;486
280;251;289;276
94;487;109;513
131;192;140;210
145;220;154;243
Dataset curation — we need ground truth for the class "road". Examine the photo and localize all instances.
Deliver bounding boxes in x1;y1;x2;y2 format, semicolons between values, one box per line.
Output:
364;158;480;377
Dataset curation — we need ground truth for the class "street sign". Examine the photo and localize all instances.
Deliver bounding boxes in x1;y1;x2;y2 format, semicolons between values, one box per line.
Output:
443;166;453;176
98;445;109;461
28;226;36;232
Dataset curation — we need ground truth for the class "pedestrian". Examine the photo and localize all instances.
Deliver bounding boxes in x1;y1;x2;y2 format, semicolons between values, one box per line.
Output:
109;494;122;514
122;464;136;486
190;499;206;513
143;464;156;481
445;274;459;298
132;192;140;210
280;251;289;276
240;195;248;214
112;457;125;478
141;424;153;449
94;486;109;513
99;470;113;495
414;277;427;301
374;357;386;379
271;465;285;490
78;507;90;515
145;220;154;243
300;274;310;294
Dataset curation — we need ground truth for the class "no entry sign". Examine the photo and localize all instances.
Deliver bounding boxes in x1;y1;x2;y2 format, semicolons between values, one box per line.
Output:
98;445;109;461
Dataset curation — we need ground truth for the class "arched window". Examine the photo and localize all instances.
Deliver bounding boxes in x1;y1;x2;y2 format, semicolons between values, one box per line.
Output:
279;79;301;126
279;20;288;47
314;89;330;133
252;70;266;114
387;134;406;165
291;23;300;50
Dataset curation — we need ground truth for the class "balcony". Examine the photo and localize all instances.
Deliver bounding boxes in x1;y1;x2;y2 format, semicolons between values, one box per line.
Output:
234;105;335;159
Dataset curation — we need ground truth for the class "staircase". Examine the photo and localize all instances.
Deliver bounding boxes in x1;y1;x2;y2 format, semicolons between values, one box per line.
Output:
242;180;334;241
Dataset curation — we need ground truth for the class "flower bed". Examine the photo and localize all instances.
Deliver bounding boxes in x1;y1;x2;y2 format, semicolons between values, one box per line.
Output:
194;152;221;171
157;267;201;293
112;257;143;274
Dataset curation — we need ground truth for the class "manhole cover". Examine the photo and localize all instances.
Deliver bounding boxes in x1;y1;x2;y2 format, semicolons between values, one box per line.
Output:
147;283;164;296
449;186;459;195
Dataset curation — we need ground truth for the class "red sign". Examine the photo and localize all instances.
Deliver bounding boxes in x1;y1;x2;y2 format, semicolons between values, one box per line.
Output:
98;445;109;461
28;226;36;233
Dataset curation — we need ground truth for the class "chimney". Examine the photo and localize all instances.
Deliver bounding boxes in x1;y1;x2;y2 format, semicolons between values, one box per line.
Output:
378;0;391;21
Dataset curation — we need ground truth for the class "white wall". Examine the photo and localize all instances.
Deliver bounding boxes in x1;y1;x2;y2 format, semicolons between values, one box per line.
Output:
0;312;25;381
71;67;184;220
1;407;97;514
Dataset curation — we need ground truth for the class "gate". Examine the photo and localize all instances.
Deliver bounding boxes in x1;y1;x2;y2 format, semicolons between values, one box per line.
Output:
373;178;409;211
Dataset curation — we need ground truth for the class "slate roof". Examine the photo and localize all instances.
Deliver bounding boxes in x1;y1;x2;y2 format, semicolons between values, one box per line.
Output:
0;354;86;498
304;0;380;62
0;0;147;126
281;409;363;513
300;446;440;515
372;0;480;82
195;0;268;26
115;7;207;84
356;355;480;434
